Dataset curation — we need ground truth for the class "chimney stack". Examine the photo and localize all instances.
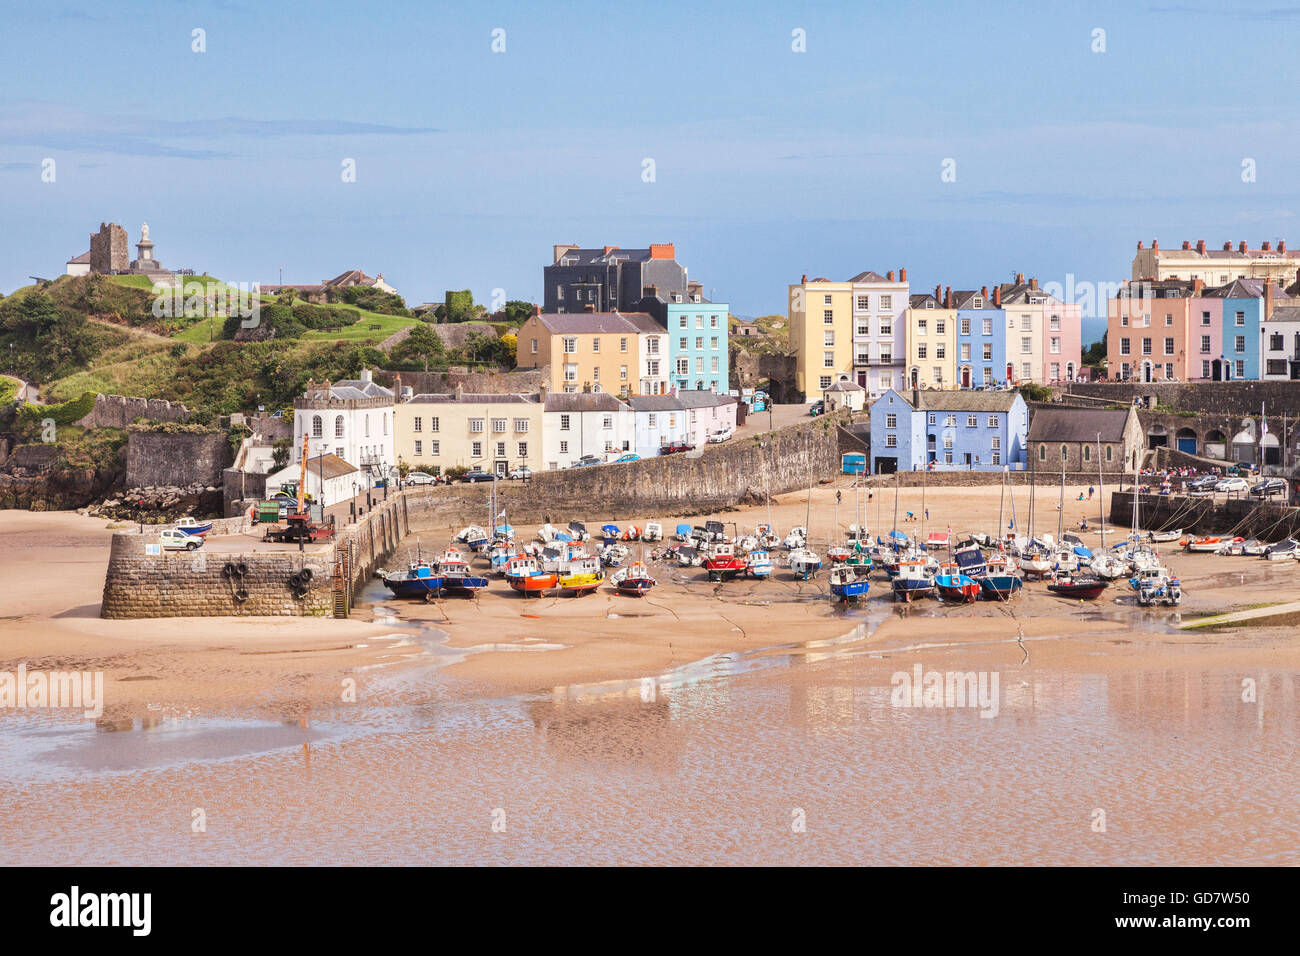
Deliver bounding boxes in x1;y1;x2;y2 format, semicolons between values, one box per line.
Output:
945;286;952;308
1182;240;1191;250
1193;278;1204;296
533;304;541;317
1029;277;1038;291
900;267;907;282
886;270;894;281
1280;241;1287;254
1240;241;1248;253
1137;240;1144;250
801;273;807;284
1224;241;1232;251
1265;280;1274;319
1262;241;1272;251
981;285;989;298
1152;239;1159;252
1016;272;1025;284
994;286;1002;307
1196;239;1205;254
935;284;942;300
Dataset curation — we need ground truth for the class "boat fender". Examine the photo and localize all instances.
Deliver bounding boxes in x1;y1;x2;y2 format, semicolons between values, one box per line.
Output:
293;583;309;599
233;587;249;604
235;562;248;578
288;571;303;588
298;567;312;583
222;562;236;578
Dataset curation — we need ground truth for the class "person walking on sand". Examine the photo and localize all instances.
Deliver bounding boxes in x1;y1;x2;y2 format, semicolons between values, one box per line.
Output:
836;490;842;505
1088;485;1094;499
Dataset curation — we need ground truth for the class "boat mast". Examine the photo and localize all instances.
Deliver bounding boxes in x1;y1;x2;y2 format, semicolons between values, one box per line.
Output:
1096;431;1104;538
1028;453;1036;541
1057;460;1064;543
893;472;900;553
997;467;1005;545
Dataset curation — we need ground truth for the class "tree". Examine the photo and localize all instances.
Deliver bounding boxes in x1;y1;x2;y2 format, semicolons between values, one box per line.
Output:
444;289;476;323
1083;332;1107;367
392;323;445;370
501;300;536;325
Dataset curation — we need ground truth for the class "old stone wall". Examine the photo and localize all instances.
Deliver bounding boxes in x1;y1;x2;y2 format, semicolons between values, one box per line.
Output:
1065;381;1300;416
377;367;548;396
88;223;127;274
858;470;1120;489
81;394;191;429
1109;492;1300;540
100;532;334;618
126;431;230;489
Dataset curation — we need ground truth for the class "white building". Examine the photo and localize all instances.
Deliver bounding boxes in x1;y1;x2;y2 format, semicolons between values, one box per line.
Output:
625;311;670;396
265;453;360;506
543;392;635;469
628;395;691;457
850;269;909;398
292;368;395;480
65;252;91;277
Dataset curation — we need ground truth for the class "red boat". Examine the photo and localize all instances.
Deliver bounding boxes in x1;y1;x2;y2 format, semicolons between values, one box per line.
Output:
704;544;746;581
613;563;656;597
505;555;558;597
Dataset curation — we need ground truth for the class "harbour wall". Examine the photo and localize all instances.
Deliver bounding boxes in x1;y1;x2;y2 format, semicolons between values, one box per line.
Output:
100;533;334;619
126;431;231;490
1108;492;1300;540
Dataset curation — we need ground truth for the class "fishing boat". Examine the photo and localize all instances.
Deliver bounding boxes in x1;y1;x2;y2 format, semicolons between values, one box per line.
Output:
1182;535;1223;553
891;559;935;602
1046;570;1109;600
505;555;557;597
1149;528;1182;544
978;555;1022;600
783;526;807;550
789;547;822;581
436;547;489;595
934;565;980;603
642;522;663;542
557;555;605;595
381;559;444;600
745;549;773;579
1089;553;1129;580
704;543;747;581
612;562;656;597
1264;538;1299;561
1138;574;1182;606
453;525;489;551
600;543;632;568
675;545;703;567
844;541;873;571
829;565;871;602
952;537;987;578
175;517;213;537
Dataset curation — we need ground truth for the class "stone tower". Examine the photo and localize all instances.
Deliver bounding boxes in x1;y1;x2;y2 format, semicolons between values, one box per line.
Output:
88;222;128;274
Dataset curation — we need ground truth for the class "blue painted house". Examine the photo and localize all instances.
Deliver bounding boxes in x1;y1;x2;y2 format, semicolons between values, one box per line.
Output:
1206;278;1268;381
951;290;1008;389
869;388;1027;474
658;299;729;393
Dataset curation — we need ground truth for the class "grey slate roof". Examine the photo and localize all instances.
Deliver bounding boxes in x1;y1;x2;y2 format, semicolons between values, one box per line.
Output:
1265;307;1300;324
848;270;888;283
674;389;733;408
1027;407;1131;443
538;311;657;335
332;377;393;399
406;393;538;405
913;390;1021;412
544;393;629;413
628;395;684;412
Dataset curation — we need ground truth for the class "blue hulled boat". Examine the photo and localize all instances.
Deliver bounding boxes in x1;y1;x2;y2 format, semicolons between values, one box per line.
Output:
382;560;444;600
829;565;870;602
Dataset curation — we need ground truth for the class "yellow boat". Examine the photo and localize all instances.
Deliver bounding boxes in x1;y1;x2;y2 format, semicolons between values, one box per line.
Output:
558;556;605;595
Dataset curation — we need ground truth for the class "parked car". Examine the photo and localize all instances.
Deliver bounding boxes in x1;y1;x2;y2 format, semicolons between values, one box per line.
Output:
1184;475;1218;494
159;529;203;551
405;471;437;485
1215;476;1250;493
508;466;532;480
571;455;602;468
1235;461;1260;474
809;400;825;417
461;469;496;483
611;453;640;464
659;441;694;455
707;427;734;443
1250;477;1286;497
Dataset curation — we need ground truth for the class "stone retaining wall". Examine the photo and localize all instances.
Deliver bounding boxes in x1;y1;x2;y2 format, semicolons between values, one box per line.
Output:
1109;492;1300;540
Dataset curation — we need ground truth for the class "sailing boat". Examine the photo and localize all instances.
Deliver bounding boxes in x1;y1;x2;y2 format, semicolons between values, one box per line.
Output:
789;438;822;580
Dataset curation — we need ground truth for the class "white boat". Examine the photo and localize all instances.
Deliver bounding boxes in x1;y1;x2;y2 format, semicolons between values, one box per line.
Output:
1264;538;1299;561
642;522;663;542
746;550;773;578
784;526;808;550
1090;553;1129;580
788;547;821;580
1052;549;1080;573
1149;528;1182;543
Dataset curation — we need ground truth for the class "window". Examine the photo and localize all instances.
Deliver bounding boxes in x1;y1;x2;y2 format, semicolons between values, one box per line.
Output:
311;415;322;438
945;414;956;427
927;413;937;425
1060;444;1069;461
1271;333;1285;351
1050;337;1061;353
517;442;527;458
1038;445;1047;461
1021;336;1032;354
1020;315;1032;331
1235;360;1245;377
492;418;507;433
648;360;659;375
559;440;568;455
1235;311;1245;326
696;336;705;350
936;344;946;359
880;349;892;363
1200;335;1211;353
991;451;1001;465
592;367;600;383
960;344;971;361
1202;360;1211;378
711;336;719;350
936;320;946;335
823;309;834;324
620;365;628;379
679;316;687;329
679;337;688;351
430;417;440;433
676;358;689;375
967;414;978;427
943;435;953;450
531;338;538;354
1234;335;1245;353
619;337;628;352
413;416;422;433
819;375;833;390
1050;362;1060;380
960;319;971;335
917;345;928;360
1201;311;1211;326
987;416;998;428
982;344;992;361
857;351;870;365
471;441;482;458
880;295;892;310
933;367;943;382
430;441;440;456
823;352;834;369
1164;314;1172;326
563;337;577;353
983;367;992;382
1121;314;1129;327
917;319;928;334
944;451;953;464
885;413;898;428
1051;315;1061;331
470;418;484;433
647;338;659;354
823;330;834;346
711;357;719;373
991;435;1001;450
857;295;870;310
885;434;897;448
1268;359;1287;375
496;441;506;458
1120;337;1131;355
698;357;707;373
982;318;992;335
1105;445;1113;462
856;323;869;336
880;319;892;336
592;337;600;353
414;440;422;456
1164;337;1174;356
564;364;578;382
1022;362;1032;379
710;315;719;328
514;418;529;432
560;414;571;431
1141;337;1152;355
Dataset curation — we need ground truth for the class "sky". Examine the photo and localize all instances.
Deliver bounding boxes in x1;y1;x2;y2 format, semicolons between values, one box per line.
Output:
1;0;1296;344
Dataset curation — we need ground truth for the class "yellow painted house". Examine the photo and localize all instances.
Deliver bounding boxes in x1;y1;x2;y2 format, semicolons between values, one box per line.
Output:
788;276;853;401
904;301;958;390
393;387;545;476
517;310;650;396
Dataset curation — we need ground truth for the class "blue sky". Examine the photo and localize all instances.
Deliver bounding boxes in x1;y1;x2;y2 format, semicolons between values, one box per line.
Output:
1;0;1295;343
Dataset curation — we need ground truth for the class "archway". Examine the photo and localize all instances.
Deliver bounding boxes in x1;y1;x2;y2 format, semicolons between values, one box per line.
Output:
1231;428;1254;463
909;367;919;388
1175;427;1197;455
1262;432;1281;466
1146;423;1168;449
1065;361;1075;381
1204;429;1227;459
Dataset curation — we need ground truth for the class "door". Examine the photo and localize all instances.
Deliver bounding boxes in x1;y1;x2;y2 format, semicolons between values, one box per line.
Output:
1005;363;1014;383
961;367;971;388
964;453;972;467
874;456;898;475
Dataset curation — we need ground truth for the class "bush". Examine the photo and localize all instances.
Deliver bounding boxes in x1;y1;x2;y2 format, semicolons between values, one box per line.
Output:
17;391;95;429
444;465;469;481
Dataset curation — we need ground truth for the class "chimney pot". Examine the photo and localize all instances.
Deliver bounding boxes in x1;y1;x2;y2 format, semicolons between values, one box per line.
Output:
1152;239;1159;252
935;284;941;300
1182;241;1191;250
1262;241;1271;251
801;273;807;284
1224;242;1232;251
886;270;894;281
1196;239;1205;254
1279;241;1287;254
1240;241;1248;253
900;267;907;282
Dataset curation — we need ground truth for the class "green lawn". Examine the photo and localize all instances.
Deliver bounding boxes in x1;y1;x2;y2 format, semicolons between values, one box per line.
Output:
299;307;416;342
